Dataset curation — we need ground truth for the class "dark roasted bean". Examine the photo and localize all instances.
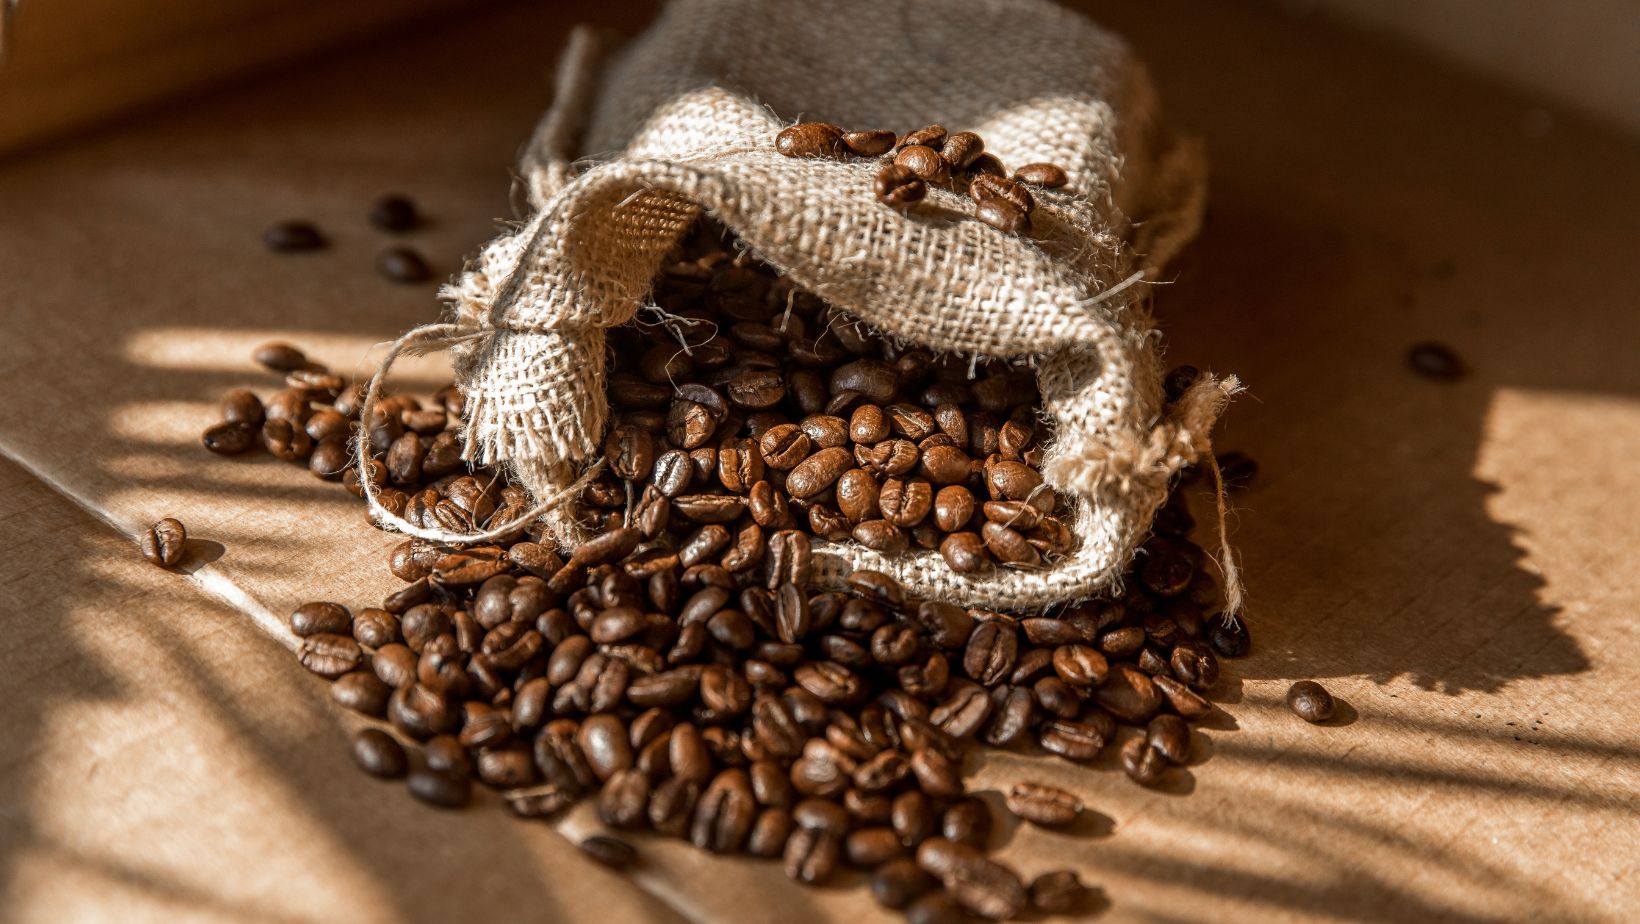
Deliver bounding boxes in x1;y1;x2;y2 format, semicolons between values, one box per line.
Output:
1286;680;1336;722
407;767;470;808
1407;341;1466;380
263;222;324;253
747;807;794;858
202;419;259;455
1029;869;1090;914
1208;615;1251;658
692;768;756;853
376;246;430;283
1096;664;1163;724
351;728;407;778
875;163;927;206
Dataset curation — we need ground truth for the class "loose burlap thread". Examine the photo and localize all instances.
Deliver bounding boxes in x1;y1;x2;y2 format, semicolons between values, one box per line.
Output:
362;0;1242;613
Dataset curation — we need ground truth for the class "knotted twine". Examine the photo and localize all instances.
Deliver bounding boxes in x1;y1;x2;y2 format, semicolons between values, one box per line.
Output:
358;0;1246;615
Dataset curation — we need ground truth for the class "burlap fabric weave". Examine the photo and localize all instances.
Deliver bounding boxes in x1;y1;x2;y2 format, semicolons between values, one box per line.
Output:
418;0;1236;611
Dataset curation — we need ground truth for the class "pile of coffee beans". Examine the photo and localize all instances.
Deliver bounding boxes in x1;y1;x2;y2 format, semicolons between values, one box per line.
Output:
205;220;1252;922
593;221;1073;575
775;122;1067;234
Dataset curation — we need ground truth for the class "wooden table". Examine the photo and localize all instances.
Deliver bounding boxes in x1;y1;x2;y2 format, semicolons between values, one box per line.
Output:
1;2;1634;921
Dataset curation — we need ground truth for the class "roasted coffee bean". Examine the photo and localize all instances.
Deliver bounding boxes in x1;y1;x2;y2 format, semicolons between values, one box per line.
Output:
940;531;987;573
1005;782;1082;827
850;404;890;444
350;728;408;779
727;369;787;409
904;892;966;924
872;856;937;909
1038;718;1107;761
1013;162;1069;188
202;419;259;455
578;714;633;780
308;437;350;480
1099;625;1147;658
845;826;905;868
1286;680;1336;722
910;600;973;649
1096;664;1163;724
799;414;850;449
331;670;391;717
352;608;400;648
981;521;1039;566
847;518;904;553
975;197;1029;234
577;834;637;869
1208;615;1250;658
879;477;933;527
139;517;188;567
940;131;984;170
368;193;419;232
895;144;952;185
918;445;970;486
909;747;963;798
1029;870;1090;914
969;174;1035;214
605;424;655;481
786;446;853;498
263;221;324;252
739;806;790;858
376;246;430;283
931;682;991;738
758;424;811;470
784;824;842;883
298;633;361;678
1148;713;1192;763
856;439;919;477
692;768;756;853
979;684;1034;747
599;768;652;829
1121;735;1168;785
1152;674;1213;720
875;163;927;206
407;767;470;808
916;837;1026;920
1052;644;1109;687
776;122;847;158
1171;643;1220;690
832;127;898;156
505;784;575;819
962;620;1017;686
830;358;899;404
1407;341;1466;380
795;661;862;704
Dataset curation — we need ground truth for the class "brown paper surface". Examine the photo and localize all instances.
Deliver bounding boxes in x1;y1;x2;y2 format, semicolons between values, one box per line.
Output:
0;1;1636;922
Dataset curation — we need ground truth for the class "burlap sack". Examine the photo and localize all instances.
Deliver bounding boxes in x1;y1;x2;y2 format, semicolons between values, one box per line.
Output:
362;0;1241;613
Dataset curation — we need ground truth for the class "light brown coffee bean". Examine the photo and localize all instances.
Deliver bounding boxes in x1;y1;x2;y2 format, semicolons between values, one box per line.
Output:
1013;162;1069;188
879;477;933;527
853;519;908;553
776;122;846;158
875;163;927;206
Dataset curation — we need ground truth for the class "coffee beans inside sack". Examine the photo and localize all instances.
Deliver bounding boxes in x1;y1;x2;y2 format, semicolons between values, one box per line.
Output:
194;0;1268;918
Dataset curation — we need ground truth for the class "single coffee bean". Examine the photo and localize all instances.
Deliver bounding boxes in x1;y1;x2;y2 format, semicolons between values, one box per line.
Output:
377;246;431;283
579;834;637;869
331;670;391;716
1407;341;1466;380
369;194;419;232
981;521;1039;566
920;445;971;486
263;221;324;252
599;768;652;829
758;424;811;470
1152;674;1213;720
1095;663;1163;723
872;856;937;909
1148;713;1192;763
909;747;963;798
916;837;1027;920
879;477;933;527
784;824;842;884
875;163;927;207
578;714;634;780
940;131;984;170
975;197;1030;234
852;518;908;553
692;768;756;853
1052;644;1109;687
786;446;853;499
1005;781;1082;827
350;728;407;778
1121;735;1168;786
1286;680;1336;722
139;517;187;567
1208;615;1251;658
1029;870;1091;914
298;633;361;678
1038;718;1107;761
962;620;1017;686
894;145;952;184
799;414;850;449
844;129;898;156
407;767;471;808
202;419;259;455
969;174;1035;214
775;121;848;159
898;124;946;149
940;531;987;573
1013;162;1069;188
